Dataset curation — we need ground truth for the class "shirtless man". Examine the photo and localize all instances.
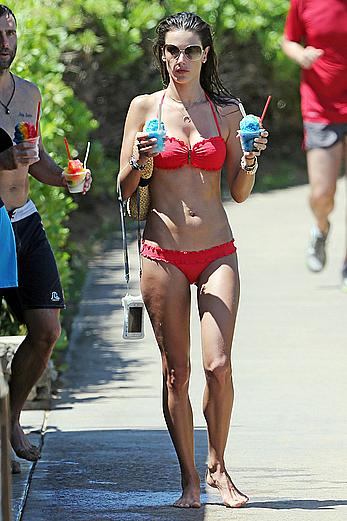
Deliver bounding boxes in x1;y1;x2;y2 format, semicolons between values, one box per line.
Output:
0;5;90;461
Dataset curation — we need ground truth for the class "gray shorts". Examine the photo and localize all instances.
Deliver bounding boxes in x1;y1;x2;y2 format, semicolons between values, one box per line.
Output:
303;122;347;151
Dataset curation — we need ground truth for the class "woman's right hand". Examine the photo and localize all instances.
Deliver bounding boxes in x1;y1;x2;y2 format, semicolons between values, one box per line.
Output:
134;131;158;161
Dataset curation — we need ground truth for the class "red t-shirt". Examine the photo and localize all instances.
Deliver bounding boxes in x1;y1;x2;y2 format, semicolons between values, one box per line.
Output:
284;0;347;123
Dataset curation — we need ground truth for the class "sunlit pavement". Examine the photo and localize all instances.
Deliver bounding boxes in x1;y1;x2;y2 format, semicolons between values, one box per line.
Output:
16;180;347;520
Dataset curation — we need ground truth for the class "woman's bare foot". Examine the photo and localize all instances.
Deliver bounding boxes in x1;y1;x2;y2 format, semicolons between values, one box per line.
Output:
206;467;249;508
173;474;201;508
11;421;40;461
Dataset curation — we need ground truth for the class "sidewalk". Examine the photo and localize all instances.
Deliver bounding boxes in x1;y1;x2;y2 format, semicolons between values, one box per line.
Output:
14;181;347;520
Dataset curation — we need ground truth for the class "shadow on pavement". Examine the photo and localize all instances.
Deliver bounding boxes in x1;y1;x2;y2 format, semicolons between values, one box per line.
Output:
59;238;149;397
249;499;347;510
22;429;211;521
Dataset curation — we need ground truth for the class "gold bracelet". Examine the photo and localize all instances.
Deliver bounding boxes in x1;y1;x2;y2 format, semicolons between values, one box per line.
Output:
240;156;258;175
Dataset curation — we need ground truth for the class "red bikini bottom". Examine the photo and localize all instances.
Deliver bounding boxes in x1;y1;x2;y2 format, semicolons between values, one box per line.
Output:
141;239;237;285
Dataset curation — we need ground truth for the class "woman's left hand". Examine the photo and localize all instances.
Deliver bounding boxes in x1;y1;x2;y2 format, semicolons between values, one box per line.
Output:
244;129;269;160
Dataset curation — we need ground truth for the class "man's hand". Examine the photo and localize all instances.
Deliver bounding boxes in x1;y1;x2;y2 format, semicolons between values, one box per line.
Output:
300;46;324;69
82;170;92;195
60;172;68;188
0;141;39;170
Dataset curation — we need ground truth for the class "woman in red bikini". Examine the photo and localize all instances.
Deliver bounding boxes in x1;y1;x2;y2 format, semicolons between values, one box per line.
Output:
118;12;268;509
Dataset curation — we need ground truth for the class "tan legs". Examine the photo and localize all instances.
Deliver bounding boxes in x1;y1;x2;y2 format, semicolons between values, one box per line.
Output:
141;258;200;508
306;139;347;276
307;142;343;234
10;308;60;461
198;254;248;507
141;252;247;508
344;136;347;264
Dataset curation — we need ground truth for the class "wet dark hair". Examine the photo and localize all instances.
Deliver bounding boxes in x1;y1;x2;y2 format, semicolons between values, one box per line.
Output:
0;5;16;25
153;12;237;107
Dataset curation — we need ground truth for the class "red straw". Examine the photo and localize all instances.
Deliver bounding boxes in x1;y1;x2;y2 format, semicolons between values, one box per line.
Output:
64;137;72;160
260;95;272;125
35;101;41;137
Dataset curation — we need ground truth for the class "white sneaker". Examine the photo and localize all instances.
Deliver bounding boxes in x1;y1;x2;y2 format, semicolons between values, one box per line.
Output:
342;263;347;292
306;225;329;273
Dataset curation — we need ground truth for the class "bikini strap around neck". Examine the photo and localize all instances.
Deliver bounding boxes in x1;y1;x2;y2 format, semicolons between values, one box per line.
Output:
157;91;166;119
159;90;222;137
205;93;222;137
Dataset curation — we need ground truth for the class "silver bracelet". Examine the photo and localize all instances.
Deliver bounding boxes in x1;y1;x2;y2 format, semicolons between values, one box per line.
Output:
240;156;258;176
129;155;146;171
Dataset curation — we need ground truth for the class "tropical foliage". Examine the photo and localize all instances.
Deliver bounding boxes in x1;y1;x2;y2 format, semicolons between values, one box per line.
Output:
2;0;298;336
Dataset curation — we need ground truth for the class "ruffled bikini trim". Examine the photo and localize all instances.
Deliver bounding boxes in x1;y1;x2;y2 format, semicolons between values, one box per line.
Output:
153;136;226;171
164;135;225;149
141;240;236;264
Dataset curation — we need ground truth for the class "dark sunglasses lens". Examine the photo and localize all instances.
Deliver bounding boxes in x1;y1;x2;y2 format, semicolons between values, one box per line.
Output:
185;46;203;60
165;45;180;58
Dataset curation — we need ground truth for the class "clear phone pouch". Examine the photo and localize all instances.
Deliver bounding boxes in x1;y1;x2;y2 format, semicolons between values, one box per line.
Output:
122;294;145;339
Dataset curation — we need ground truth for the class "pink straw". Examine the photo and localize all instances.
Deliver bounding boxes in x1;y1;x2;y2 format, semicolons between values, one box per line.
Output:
64;137;72;160
35;101;41;137
260;95;272;125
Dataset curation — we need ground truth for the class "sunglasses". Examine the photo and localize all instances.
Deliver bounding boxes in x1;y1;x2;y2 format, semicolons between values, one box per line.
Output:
164;44;204;62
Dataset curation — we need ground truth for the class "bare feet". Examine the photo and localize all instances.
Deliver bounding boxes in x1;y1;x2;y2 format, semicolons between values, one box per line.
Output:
11;421;40;461
206;467;249;508
173;475;201;508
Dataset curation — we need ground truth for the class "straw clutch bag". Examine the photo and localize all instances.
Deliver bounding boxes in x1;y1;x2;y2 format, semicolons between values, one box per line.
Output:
126;156;153;221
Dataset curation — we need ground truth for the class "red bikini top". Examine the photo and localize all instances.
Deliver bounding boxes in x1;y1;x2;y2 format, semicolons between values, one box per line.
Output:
153;92;226;171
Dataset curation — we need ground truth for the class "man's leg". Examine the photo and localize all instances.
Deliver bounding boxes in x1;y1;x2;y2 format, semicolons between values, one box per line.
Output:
342;135;347;287
306;141;343;271
9;308;61;460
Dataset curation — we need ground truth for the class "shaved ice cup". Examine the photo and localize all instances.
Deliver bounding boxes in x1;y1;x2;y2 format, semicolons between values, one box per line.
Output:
239;129;261;152
239;115;261;152
64;169;88;193
145;119;166;153
14;135;40;160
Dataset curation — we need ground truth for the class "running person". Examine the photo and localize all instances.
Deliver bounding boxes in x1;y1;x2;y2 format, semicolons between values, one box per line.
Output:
282;0;347;285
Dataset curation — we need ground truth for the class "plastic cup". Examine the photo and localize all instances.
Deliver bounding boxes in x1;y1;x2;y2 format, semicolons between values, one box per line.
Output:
63;169;88;193
239;114;261;152
239;129;261;152
15;136;40;159
26;136;39;152
14;136;40;165
145;119;166;153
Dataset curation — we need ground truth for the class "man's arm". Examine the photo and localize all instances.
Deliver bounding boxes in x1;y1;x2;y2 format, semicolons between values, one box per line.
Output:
282;0;323;70
29;143;65;187
28;121;91;193
29;141;92;194
0;141;39;171
282;38;324;69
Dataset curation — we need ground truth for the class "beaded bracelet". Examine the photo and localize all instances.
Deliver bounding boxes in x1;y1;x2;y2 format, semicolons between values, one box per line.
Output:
240;156;258;176
129;155;146;171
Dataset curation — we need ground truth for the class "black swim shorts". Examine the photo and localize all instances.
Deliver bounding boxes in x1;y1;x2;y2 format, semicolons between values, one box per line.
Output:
0;212;65;324
303;121;347;151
